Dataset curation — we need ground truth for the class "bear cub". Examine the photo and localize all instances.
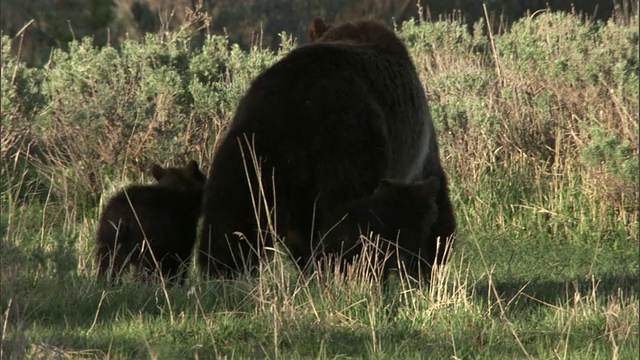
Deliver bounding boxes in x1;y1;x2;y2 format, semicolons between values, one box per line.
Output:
95;160;206;285
307;16;410;59
319;177;447;281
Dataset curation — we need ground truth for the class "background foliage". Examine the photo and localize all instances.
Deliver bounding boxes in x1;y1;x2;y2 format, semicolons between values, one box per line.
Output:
1;0;638;66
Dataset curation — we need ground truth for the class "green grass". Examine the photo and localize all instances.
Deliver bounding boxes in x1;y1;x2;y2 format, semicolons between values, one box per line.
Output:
1;10;638;360
1;225;636;359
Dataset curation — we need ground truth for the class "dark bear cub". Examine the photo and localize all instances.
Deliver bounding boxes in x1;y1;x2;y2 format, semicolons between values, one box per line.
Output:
95;160;206;285
307;16;411;59
319;177;447;281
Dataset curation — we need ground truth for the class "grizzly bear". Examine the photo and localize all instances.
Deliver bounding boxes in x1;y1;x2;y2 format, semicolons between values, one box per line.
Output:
199;18;455;280
95;160;206;285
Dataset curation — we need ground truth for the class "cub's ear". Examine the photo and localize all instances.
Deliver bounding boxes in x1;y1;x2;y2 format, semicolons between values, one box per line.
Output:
187;160;207;183
411;177;441;201
307;16;331;41
186;160;199;173
151;164;165;182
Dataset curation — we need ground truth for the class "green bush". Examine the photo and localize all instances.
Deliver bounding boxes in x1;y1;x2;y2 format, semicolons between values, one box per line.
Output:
1;30;284;207
1;36;45;132
1;11;637;235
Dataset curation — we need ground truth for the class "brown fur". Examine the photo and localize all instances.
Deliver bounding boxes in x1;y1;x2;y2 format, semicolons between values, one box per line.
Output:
307;17;411;59
199;18;455;280
319;177;446;280
95;160;206;285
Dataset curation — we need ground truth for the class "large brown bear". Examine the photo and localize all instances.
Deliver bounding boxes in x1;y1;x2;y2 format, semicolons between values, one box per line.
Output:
95;160;206;285
199;17;455;280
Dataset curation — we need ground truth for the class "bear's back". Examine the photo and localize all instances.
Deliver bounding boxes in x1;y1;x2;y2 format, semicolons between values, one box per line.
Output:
228;43;431;185
234;43;420;125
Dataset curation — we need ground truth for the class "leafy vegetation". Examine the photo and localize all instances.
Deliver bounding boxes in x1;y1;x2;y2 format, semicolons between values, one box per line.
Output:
1;11;638;359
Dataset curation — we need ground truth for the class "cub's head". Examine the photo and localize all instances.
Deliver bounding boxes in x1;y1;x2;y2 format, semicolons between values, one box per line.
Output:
321;177;443;280
306;16;410;59
151;160;207;192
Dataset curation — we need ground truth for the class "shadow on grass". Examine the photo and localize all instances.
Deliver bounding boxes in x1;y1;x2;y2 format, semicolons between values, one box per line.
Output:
472;272;639;317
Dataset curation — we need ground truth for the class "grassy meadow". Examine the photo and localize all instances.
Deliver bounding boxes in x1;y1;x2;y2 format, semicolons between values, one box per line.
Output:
1;10;638;359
